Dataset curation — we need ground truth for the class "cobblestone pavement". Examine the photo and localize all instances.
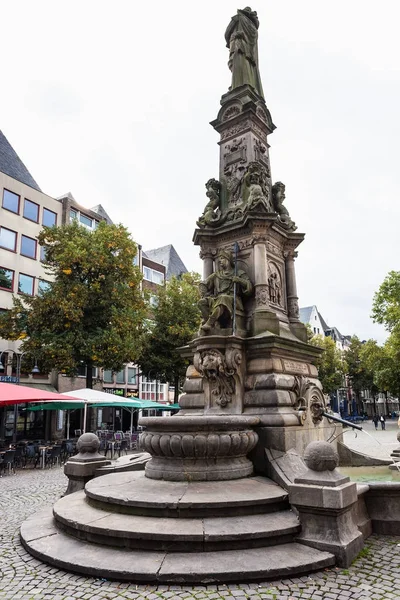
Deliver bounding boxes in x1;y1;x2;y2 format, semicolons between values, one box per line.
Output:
1;467;400;599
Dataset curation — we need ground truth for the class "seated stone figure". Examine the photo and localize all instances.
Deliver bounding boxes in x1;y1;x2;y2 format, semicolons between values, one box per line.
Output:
271;181;296;230
197;178;224;228
199;250;253;333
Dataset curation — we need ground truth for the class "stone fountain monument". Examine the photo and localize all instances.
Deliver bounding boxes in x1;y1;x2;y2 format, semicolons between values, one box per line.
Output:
21;7;365;582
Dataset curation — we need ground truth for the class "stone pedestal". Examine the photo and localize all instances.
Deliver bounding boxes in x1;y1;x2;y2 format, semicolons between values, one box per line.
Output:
64;433;111;495
289;442;364;567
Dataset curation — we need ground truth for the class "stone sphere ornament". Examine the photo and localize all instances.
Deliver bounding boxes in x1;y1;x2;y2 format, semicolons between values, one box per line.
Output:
303;441;339;472
76;432;100;454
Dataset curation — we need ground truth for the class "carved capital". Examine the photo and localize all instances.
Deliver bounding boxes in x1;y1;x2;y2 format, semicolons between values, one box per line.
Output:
283;249;298;260
199;247;217;260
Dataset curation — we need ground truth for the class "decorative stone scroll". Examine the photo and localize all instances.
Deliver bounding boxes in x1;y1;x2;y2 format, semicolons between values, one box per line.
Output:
293;376;326;425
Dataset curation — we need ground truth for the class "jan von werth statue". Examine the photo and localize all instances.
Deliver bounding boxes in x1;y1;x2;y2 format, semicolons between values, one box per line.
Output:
199;250;252;333
225;6;264;99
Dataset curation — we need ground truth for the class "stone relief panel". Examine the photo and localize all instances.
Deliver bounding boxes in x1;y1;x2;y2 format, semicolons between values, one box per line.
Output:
194;347;243;409
287;297;300;320
267;262;282;307
221;104;242;122
255;285;269;308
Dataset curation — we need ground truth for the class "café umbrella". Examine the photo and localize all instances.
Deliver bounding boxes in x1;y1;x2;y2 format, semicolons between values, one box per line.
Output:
0;381;76;406
29;389;180;435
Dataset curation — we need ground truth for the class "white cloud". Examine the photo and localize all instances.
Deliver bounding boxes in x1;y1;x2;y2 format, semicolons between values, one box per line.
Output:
1;0;398;342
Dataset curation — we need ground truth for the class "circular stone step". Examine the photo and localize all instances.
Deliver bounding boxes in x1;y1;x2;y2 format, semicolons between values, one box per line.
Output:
85;471;288;517
21;508;335;583
53;491;300;551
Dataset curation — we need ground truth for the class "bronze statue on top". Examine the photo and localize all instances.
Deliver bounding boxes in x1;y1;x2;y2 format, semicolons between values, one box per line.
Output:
225;7;264;99
199;250;253;333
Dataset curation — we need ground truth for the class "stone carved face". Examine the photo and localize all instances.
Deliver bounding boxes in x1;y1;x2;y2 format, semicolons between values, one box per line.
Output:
202;352;224;380
218;256;230;271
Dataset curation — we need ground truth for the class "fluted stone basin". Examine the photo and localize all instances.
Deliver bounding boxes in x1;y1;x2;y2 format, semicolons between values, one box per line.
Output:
139;415;260;481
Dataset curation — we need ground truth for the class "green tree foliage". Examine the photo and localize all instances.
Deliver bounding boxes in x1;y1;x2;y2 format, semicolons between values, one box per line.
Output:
139;272;202;402
361;337;400;399
372;271;400;334
346;336;375;400
310;334;345;394
0;221;146;388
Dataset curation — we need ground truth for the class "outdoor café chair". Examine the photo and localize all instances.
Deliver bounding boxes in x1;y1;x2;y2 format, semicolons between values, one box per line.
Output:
45;446;62;468
0;450;16;475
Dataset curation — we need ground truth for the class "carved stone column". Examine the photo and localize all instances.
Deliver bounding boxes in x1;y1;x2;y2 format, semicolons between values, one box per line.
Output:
284;249;307;342
252;236;279;336
284;249;299;322
200;247;215;280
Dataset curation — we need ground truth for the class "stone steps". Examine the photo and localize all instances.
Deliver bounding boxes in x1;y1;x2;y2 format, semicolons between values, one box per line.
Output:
85;471;288;517
53;491;300;551
21;508;335;583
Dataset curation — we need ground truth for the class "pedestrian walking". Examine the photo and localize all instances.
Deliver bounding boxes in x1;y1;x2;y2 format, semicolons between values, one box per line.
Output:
397;414;400;428
373;414;379;430
380;415;386;430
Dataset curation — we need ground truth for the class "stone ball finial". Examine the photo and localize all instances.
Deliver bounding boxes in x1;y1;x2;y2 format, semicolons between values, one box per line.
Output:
397;431;400;443
304;441;339;472
76;433;100;454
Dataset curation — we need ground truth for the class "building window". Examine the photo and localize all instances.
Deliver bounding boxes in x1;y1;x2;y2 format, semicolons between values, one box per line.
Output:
79;213;93;228
127;367;137;384
103;369;113;383
20;235;37;259
43;208;57;227
116;369;125;384
143;267;164;284
77;364;98;378
23;199;39;222
18;273;34;296
0;227;17;252
2;189;20;214
38;279;50;294
70;209;77;221
313;327;316;333
0;267;14;291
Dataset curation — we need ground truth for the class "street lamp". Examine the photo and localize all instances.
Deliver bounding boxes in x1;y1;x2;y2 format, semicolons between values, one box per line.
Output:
0;350;39;443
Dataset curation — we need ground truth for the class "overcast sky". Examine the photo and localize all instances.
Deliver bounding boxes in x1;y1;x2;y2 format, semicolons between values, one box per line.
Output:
1;0;399;343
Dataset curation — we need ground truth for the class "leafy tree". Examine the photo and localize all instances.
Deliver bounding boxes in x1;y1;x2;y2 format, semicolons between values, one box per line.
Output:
138;272;202;402
346;335;375;411
372;270;400;334
0;221;146;388
310;334;346;394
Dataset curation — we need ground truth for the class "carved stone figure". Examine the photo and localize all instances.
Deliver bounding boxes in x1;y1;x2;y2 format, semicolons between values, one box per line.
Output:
272;182;296;230
199;250;253;332
268;271;281;306
197;179;224;228
243;162;272;211
225;7;264;99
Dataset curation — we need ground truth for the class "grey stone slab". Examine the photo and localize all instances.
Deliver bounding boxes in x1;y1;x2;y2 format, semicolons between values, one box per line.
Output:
54;493;204;541
178;477;287;509
20;508;57;542
203;510;299;541
85;471;189;509
158;543;335;583
22;528;166;581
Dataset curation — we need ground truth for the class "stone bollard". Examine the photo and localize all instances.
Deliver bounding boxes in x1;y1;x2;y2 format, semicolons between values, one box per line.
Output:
63;433;111;495
289;440;364;567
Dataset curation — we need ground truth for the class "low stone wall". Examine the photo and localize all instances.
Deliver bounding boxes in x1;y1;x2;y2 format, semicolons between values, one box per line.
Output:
364;482;400;535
